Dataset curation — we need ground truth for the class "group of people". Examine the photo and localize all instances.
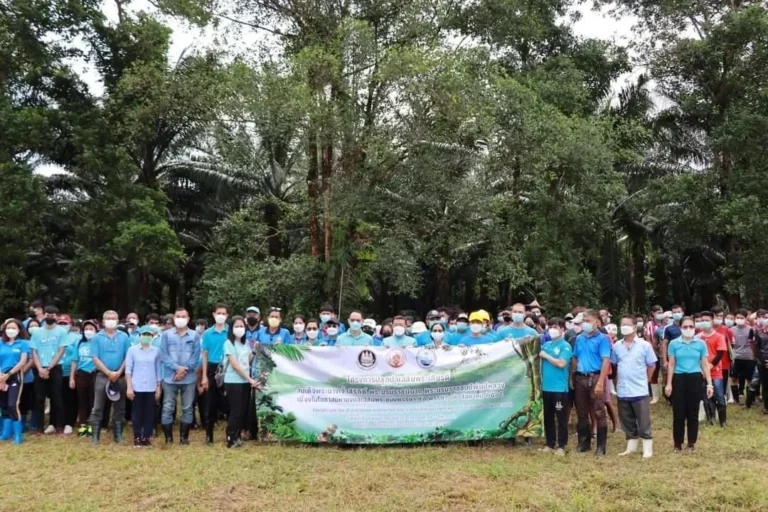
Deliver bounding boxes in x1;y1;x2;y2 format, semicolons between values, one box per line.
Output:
1;299;766;453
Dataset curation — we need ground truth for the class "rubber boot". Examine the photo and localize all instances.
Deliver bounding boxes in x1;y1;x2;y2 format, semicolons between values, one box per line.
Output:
113;421;124;444
704;400;716;426
717;404;727;427
731;385;740;404
20;415;27;433
641;439;653;459
226;431;236;448
576;425;591;453
618;438;638;456
650;384;659;405
91;423;101;445
180;422;191;445
162;424;174;445
205;423;214;445
595;426;608;457
0;418;12;441
12;420;23;445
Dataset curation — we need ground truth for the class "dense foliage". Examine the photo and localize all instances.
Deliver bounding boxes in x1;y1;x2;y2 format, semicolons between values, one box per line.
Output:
3;0;768;319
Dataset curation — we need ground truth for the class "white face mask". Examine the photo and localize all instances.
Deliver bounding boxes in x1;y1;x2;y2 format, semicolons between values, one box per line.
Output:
547;328;561;340
620;325;635;336
431;331;445;342
196;326;205;334
306;329;319;340
232;326;246;338
326;327;339;336
294;323;305;333
5;328;19;339
681;327;695;338
28;326;40;334
565;321;573;330
393;326;406;337
713;318;723;326
469;324;482;334
104;319;117;330
174;317;188;329
735;318;745;326
214;314;227;325
84;329;96;340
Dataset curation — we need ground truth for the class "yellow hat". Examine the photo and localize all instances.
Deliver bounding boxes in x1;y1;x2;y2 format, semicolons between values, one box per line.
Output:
477;309;491;322
469;311;484;323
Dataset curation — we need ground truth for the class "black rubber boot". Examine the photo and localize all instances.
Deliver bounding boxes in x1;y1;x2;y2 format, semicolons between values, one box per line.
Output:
91;423;101;445
704;400;716;425
595;426;608;457
180;422;191;445
205;423;214;445
576;426;591;453
731;385;740;404
717;405;727;427
162;424;173;445
113;421;124;444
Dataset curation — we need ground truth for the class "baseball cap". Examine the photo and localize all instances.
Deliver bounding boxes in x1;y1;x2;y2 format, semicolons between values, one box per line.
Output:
426;310;440;320
325;318;338;326
106;382;121;402
138;325;156;335
456;313;469;322
362;318;377;329
477;309;491;323
572;313;584;324
469;311;484;323
411;321;427;334
246;306;260;314
57;314;72;326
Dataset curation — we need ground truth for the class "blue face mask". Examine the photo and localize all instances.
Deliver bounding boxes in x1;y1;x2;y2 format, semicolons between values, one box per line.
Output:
320;314;331;324
456;322;468;332
672;312;683;321
428;320;438;328
349;320;361;331
448;324;457;332
511;313;525;324
700;321;712;330
582;322;595;334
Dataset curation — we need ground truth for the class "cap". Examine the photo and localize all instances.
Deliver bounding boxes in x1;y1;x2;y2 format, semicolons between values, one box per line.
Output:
246;306;260;314
106;382;121;402
325;318;338;326
426;310;440;319
573;313;584;324
57;314;72;325
526;300;545;312
469;311;484;323
456;313;469;322
477;309;491;323
411;321;427;334
362;318;377;329
138;325;156;335
663;311;672;319
564;313;574;320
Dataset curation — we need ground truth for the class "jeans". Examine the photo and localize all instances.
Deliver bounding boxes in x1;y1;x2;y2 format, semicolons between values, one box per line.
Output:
132;392;156;440
672;373;702;447
33;366;64;431
89;373;127;425
542;391;569;449
711;378;726;407
618;398;652;440
161;381;196;425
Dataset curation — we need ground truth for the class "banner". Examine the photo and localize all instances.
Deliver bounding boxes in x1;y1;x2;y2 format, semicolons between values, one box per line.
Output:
254;337;543;444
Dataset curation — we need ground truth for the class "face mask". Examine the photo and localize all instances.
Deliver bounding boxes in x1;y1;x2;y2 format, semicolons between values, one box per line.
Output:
735;319;744;326
174;317;188;329
565;321;573;330
694;321;703;330
572;324;582;333
431;331;445;342
681;327;695;338
320;314;331;324
247;317;259;327
196;326;205;334
306;328;319;340
672;313;683;321
480;326;489;334
456;322;468;332
44;317;56;325
268;318;280;328
405;327;412;335
362;327;374;335
582;322;594;334
140;335;153;345
84;329;96;340
469;324;482;334
214;314;227;325
548;328;561;340
381;331;392;338
497;316;504;323
393;326;406;337
655;314;664;322
28;326;40;334
449;324;457;332
511;313;524;324
5;328;19;339
294;323;305;333
620;325;634;336
232;326;246;338
104;319;117;330
713;318;723;326
760;319;768;327
636;321;644;329
349;321;361;331
700;321;712;330
428;320;438;328
327;327;338;336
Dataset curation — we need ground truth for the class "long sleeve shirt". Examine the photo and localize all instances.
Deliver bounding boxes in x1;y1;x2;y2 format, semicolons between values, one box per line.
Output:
160;328;200;385
125;345;161;392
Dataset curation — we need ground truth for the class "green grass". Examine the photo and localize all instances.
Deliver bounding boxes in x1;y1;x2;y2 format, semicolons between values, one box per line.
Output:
3;404;768;512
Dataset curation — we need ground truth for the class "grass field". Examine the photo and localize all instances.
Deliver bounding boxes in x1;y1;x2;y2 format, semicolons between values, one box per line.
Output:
3;403;768;512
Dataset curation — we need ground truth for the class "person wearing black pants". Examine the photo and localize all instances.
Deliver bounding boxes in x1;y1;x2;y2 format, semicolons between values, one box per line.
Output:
666;317;713;452
539;318;572;455
33;366;64;433
223;317;258;448
126;327;162;447
200;305;230;445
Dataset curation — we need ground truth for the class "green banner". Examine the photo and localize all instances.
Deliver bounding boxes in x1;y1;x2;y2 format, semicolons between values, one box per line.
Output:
254;337;543;444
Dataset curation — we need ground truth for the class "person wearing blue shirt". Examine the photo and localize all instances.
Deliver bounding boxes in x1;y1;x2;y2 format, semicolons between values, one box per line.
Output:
415;310;442;346
223;317;259;448
611;315;658;459
29;306;69;435
0;319;30;444
495;304;539;342
289;315;308;345
59;324;81;434
88;310;131;444
19;318;37;432
200;303;230;445
319;303;346;341
244;306;263;349
572;309;612;456
256;308;291;346
337;311;374;346
160;308;201;445
382;316;416;347
69;320;98;437
447;313;470;345
125;326;162;448
457;312;497;346
318;318;340;346
666;316;713;452
539;318;572;455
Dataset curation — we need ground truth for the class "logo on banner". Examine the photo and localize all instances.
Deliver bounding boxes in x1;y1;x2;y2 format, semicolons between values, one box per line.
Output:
416;349;436;369
357;349;377;370
386;348;407;368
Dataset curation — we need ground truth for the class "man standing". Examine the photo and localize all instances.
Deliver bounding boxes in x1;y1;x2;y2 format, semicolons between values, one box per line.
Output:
571;309;612;456
29;306;68;435
159;308;201;445
698;311;728;427
337;311;374;346
750;309;768;414
416;310;442;346
89;310;131;443
319;304;346;340
496;303;539;341
612;315;657;458
382;316;416;348
244;306;262;348
24;300;45;329
539;317;572;456
200;303;229;445
730;309;755;404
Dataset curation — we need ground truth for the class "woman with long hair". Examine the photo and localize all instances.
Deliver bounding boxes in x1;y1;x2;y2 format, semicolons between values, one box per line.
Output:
0;319;30;444
224;316;260;448
69;320;98;437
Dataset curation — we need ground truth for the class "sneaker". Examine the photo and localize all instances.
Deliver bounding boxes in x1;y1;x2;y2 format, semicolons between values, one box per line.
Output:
673;445;682;453
555;448;566;457
142;438;151;448
133;438;142;448
539;446;554;453
44;425;56;435
685;445;695;453
63;425;73;435
78;425;89;437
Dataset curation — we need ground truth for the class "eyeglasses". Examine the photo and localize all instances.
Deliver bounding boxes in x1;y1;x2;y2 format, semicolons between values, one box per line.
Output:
270;307;281;312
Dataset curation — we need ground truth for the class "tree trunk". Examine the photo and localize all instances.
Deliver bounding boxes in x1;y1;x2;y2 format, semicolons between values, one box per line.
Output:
308;130;322;259
631;238;646;312
436;266;450;307
322;142;333;262
264;201;282;258
653;255;667;306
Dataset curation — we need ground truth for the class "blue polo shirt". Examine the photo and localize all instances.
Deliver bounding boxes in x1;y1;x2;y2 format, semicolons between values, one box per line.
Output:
541;338;572;393
60;333;81;377
245;325;263;348
663;323;681;342
29;325;69;368
495;325;539;342
457;333;496;346
0;339;29;373
610;338;657;398
382;335;416;348
414;331;432;347
668;337;708;374
74;339;96;373
160;328;201;385
287;333;307;345
336;330;374;346
573;331;612;373
91;330;131;372
201;325;229;365
255;327;290;345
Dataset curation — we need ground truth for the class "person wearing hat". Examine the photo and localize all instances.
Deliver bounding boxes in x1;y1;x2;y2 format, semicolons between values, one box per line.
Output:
382;316;416;348
416;311;442;346
125;326;162;447
361;318;377;338
69;319;98;437
0;319;30;444
458;312;496;346
319;304;346;341
29;305;69;435
337;311;374;346
448;313;470;345
496;304;539;342
244;307;263;347
89;310;131;444
527;300;544;317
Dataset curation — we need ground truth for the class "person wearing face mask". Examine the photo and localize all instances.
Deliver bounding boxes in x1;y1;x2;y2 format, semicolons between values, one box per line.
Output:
23;300;45;329
319;318;341;346
125;312;141;341
494;310;513;333
710;306;734;404
304;319;321;345
19;318;37;432
382;316;416;348
224;317;260;448
337;311;374;346
698;311;728;427
666;316;713;451
58;317;81;435
376;322;392;346
459;312;496;346
0;319;30;444
290;315;308;344
565;309;585;344
125;326;162;447
159;308;201;445
361;319;377;338
539;318;572;456
416;310;443;346
661;306;684;370
319;304;346;340
70;320;98;437
88;310;131;444
29;305;69;435
244;306;263;348
571;309;612;456
611;315;657;459
254;308;290;347
496;304;538;342
749;309;768;414
200;304;230;445
428;323;447;348
730;309;755;404
448;313;470;344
